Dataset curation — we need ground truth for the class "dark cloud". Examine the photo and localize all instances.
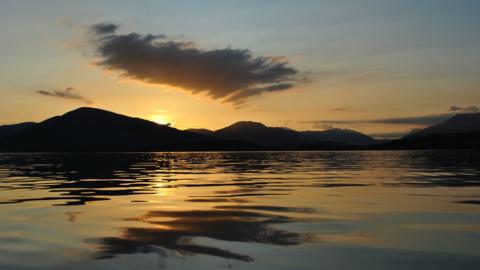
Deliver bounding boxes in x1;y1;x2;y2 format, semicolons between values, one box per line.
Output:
36;87;93;104
92;208;312;261
450;105;479;114
368;114;453;125
91;22;119;35
306;113;453;129
89;23;301;105
225;83;293;105
307;106;480;129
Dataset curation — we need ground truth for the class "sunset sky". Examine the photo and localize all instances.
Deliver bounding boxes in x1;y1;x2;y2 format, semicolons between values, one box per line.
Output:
1;0;479;138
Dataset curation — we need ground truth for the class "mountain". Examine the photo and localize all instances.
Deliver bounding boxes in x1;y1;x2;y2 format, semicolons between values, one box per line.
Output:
403;113;480;139
186;128;215;136
302;128;379;146
401;128;423;138
2;108;478;152
214;121;309;147
192;122;382;147
390;113;480;149
0;122;36;139
0;107;251;151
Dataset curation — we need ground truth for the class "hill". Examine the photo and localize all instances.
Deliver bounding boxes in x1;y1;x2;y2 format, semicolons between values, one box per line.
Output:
0;107;251;151
0;122;36;139
2;108;478;151
185;128;215;136
302;128;379;146
214;121;309;147
389;113;480;149
403;113;480;139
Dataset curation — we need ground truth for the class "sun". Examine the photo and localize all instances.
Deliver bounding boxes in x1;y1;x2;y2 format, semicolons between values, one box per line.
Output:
151;114;172;126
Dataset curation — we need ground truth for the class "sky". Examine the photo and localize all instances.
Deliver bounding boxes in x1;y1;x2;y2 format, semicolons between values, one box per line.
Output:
0;0;479;138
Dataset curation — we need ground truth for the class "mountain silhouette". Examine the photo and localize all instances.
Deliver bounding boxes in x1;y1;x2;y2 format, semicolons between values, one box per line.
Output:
389;113;480;149
302;128;380;146
185;128;215;136
214;121;309;147
0;107;252;151
1;108;478;151
401;128;423;138
190;122;379;147
0;122;36;139
403;113;480;139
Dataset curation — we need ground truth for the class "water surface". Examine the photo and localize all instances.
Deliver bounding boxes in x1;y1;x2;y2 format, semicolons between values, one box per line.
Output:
0;151;479;269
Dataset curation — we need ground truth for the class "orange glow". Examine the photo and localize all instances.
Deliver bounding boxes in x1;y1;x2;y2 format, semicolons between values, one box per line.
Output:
150;114;173;126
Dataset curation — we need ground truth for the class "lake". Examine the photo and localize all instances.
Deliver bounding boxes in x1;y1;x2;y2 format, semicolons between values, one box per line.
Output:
0;151;479;269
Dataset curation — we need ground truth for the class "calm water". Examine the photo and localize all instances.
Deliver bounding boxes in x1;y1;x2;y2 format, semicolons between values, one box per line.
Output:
0;151;479;269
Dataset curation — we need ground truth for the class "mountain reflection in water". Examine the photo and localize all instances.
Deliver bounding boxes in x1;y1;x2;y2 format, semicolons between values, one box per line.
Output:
0;151;480;269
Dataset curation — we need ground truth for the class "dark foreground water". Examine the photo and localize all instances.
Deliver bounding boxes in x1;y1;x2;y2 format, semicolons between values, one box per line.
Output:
0;151;479;270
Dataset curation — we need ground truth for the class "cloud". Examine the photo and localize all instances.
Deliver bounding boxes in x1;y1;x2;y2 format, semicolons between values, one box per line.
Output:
36;87;93;104
306;105;480;131
449;105;479;114
92;208;310;261
91;22;119;35
89;23;302;105
306;113;453;129
367;114;453;125
224;83;293;105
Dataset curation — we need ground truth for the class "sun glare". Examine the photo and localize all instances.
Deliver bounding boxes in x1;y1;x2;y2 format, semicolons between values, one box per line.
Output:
151;115;172;126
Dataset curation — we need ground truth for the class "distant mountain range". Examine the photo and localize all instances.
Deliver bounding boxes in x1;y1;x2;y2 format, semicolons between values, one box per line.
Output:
0;107;479;151
188;122;382;147
403;113;480;139
212;121;311;147
388;113;480;149
302;129;381;146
